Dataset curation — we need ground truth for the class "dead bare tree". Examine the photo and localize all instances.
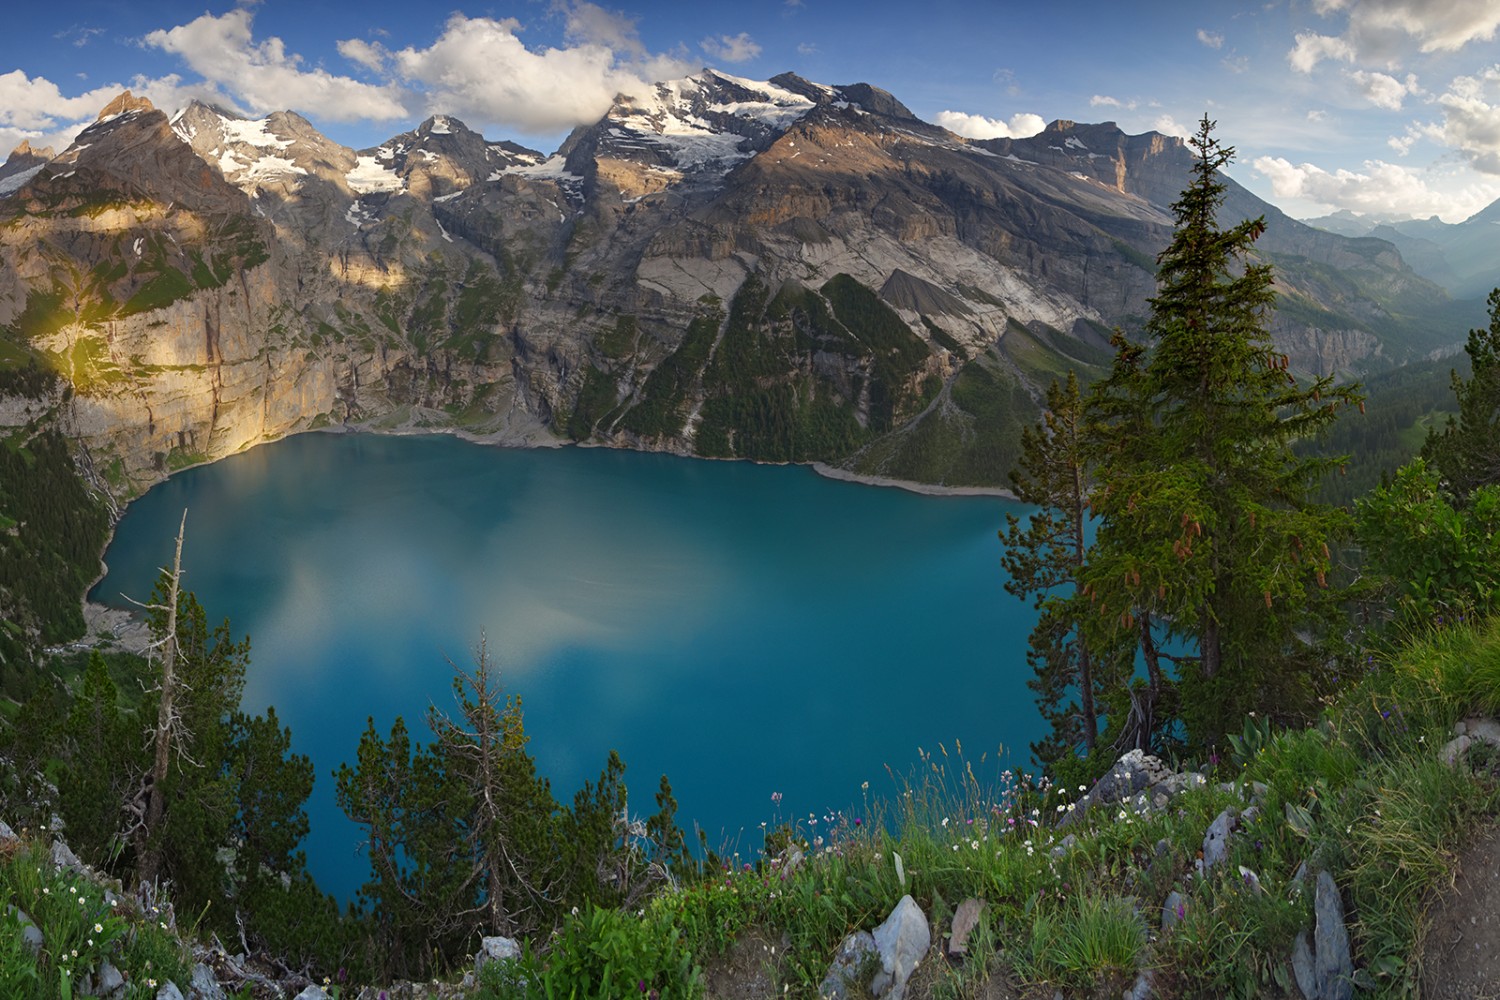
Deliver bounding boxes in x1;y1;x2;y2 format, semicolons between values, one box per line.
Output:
123;508;191;886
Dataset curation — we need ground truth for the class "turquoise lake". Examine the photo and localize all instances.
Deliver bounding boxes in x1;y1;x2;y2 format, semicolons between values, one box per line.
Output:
92;432;1043;903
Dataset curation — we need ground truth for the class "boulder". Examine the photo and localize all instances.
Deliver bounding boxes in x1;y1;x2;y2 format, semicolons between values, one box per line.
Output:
1314;871;1353;1000
474;935;520;976
1060;750;1205;828
1199;807;1238;873
819;930;877;1000
8;905;43;955
871;894;930;1000
189;962;224;999
0;819;16;843
948;898;984;956
50;837;84;873
293;988;331;1000
1161;891;1185;931
157;984;186;1000
96;960;126;999
1291;930;1316;1000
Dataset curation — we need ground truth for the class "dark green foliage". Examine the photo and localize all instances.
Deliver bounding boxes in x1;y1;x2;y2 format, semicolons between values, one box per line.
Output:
1001;373;1122;764
620;311;722;438
336;643;690;981
0;426;110;673
57;653;134;863
567;365;624;439
1306;357;1457;506
822;273;928;432
1356;459;1500;627
1423;288;1500;498
1082;117;1359;750
921;315;964;354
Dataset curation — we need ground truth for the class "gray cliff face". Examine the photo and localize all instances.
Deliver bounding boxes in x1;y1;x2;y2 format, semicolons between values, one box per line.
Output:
0;76;1468;495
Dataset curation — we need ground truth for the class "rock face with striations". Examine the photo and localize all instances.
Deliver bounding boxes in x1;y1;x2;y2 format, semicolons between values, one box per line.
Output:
0;74;1466;499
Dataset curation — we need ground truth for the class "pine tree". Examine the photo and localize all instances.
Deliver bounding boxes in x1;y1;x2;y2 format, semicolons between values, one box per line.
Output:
1423;287;1500;499
1000;371;1120;763
1083;115;1360;748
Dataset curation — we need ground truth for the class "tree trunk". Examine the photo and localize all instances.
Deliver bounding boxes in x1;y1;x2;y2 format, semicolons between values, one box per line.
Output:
137;509;186;887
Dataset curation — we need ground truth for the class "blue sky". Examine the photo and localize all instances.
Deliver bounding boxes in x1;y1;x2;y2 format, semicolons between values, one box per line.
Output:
4;0;1500;222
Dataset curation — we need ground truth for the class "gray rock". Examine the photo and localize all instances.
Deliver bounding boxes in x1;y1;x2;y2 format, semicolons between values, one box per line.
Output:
189;962;224;1000
8;905;43;955
1062;750;1179;827
1465;717;1500;746
1314;871;1353;1000
475;935;520;975
819;930;877;1000
1291;930;1316;1000
1050;834;1078;858
0;820;16;842
948;898;984;956
1124;969;1152;1000
293;988;331;1000
1440;734;1473;766
157;984;186;1000
1161;891;1185;931
1199;807;1238;873
871;894;930;1000
97;960;126;999
50;838;83;872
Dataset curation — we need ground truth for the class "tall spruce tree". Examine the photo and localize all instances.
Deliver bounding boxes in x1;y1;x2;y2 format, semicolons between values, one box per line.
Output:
1423;287;1500;499
1082;115;1360;749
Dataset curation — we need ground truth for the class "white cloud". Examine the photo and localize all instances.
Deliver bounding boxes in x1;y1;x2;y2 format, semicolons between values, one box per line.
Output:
797;42;818;56
1348;69;1420;109
143;9;407;122
1294;1;1500;74
1253;154;1500;221
1307;109;1329;122
393;13;694;137
1426;66;1500;174
1152;115;1194;140
337;38;389;74
1197;29;1225;49
0;70;127;130
700;33;761;64
1289;32;1357;72
934;110;1045;140
1090;95;1138;110
564;2;646;57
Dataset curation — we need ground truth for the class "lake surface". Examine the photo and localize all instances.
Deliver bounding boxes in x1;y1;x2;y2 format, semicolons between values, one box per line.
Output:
93;432;1043;902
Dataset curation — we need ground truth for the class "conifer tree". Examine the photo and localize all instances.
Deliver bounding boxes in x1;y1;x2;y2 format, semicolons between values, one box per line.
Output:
1423;287;1500;499
1083;115;1360;748
1001;371;1119;763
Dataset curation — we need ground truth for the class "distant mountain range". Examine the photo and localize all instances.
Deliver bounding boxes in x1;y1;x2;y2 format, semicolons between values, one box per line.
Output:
1303;205;1500;301
0;72;1485;492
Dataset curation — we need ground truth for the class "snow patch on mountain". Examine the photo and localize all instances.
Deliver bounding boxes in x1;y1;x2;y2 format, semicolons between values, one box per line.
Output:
347;155;405;194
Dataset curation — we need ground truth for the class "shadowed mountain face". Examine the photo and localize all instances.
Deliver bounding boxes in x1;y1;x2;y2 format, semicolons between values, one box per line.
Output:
0;75;1475;494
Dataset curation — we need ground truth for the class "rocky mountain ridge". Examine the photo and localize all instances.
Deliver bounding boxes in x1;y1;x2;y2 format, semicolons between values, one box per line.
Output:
0;73;1476;498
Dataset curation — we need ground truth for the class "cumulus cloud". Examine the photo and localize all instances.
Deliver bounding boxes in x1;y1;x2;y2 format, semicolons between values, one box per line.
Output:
1197;29;1225;49
144;9;406;122
1253;154;1500;221
1289;32;1357;72
337;38;390;74
0;70;126;130
1426;66;1500;173
700;32;761;64
1090;95;1138;110
1349;69;1421;109
797;42;818;56
393;13;693;136
934;110;1045;140
1293;1;1500;72
1152;115;1194;139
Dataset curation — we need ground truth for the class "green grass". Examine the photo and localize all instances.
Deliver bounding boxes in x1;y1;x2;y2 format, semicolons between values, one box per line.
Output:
469;617;1500;999
0;835;192;999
